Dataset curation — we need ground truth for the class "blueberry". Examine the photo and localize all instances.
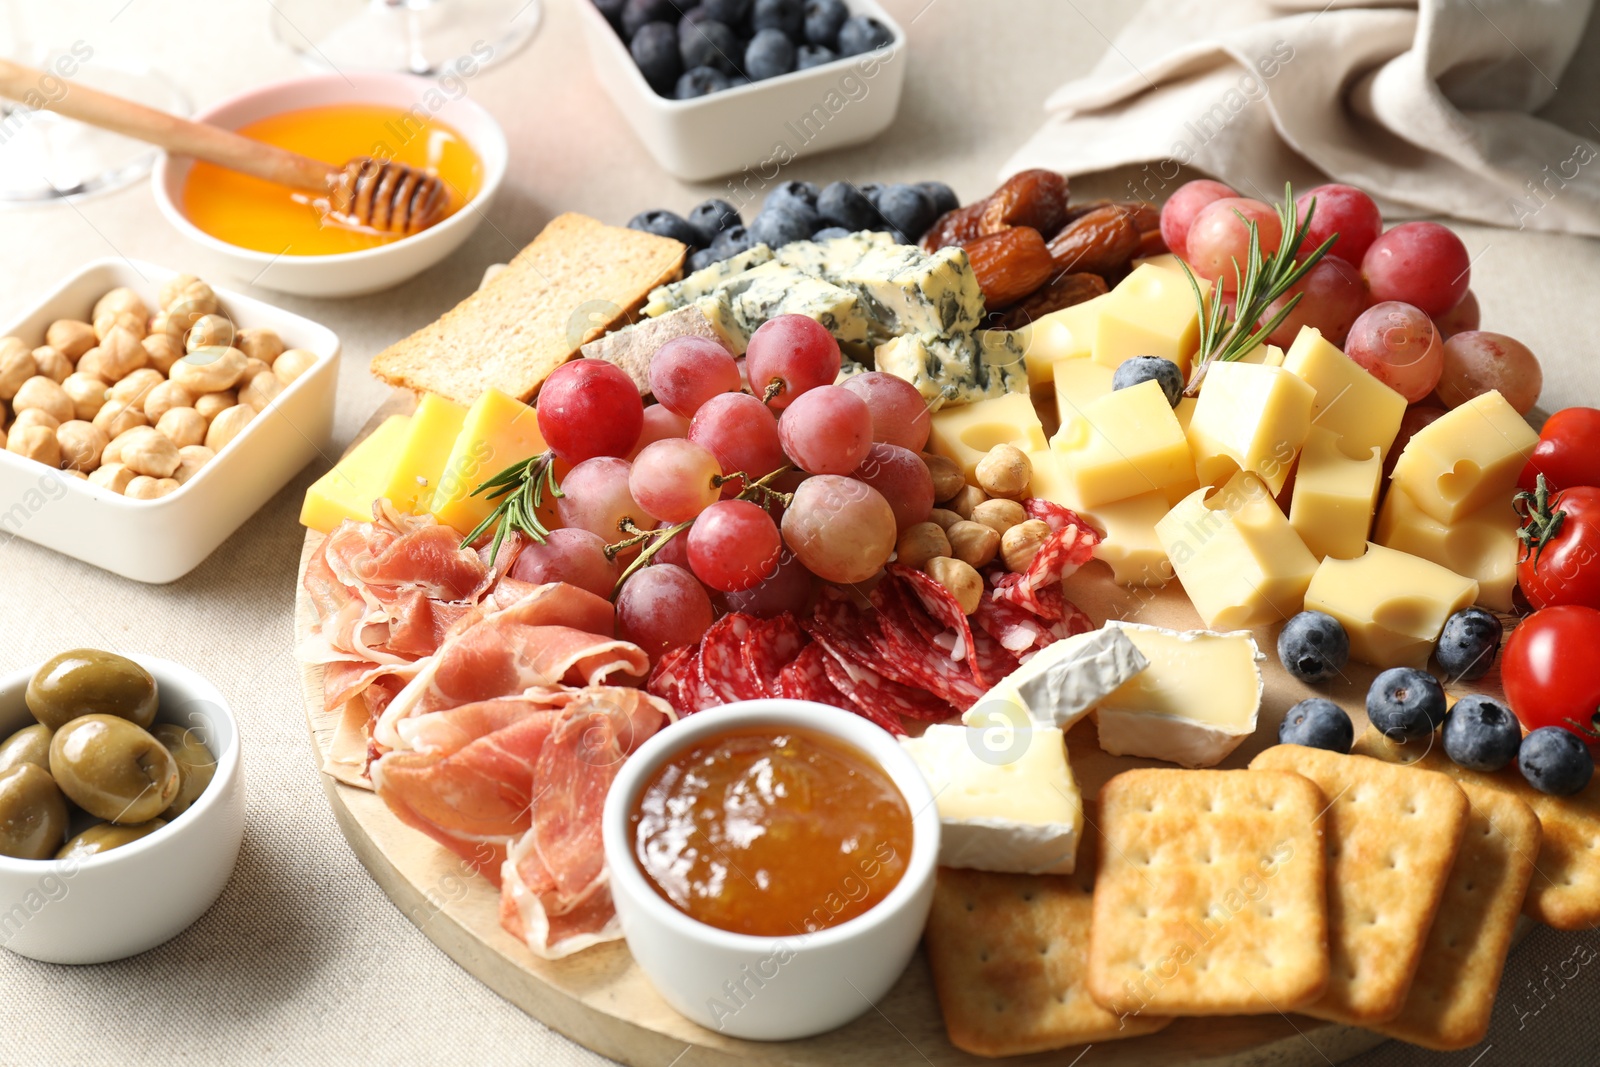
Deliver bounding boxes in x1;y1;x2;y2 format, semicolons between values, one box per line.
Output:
749;204;818;248
679;18;741;73
594;0;628;28
763;179;819;213
916;180;960;217
709;224;754;259
686;198;741;245
875;183;936;239
623;0;683;38
858;181;885;203
1366;667;1447;741
1111;356;1184;407
1278;698;1354;754
1435;607;1502;681
752;0;803;38
630;22;682;94
702;0;750;23
803;0;848;46
816;181;879;231
1442;695;1522;772
796;44;836;69
627;208;704;247
811;226;853;241
675;65;730;98
686;247;722;272
744;27;795;80
1520;727;1594;796
1276;611;1350;685
837;15;893;56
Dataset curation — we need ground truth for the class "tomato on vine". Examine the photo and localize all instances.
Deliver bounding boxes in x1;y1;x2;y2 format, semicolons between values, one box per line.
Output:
1516;477;1600;611
1518;407;1600;493
1502;606;1600;744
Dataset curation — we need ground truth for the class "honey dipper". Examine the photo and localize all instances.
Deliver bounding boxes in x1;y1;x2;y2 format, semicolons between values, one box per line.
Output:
0;59;449;235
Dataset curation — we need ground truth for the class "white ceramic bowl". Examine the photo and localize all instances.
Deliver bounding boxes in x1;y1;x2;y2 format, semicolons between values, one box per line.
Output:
579;2;907;182
0;654;245;965
603;699;939;1041
0;258;339;583
153;72;508;297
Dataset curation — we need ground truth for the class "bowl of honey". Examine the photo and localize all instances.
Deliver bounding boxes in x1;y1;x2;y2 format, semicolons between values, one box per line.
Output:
153;72;507;298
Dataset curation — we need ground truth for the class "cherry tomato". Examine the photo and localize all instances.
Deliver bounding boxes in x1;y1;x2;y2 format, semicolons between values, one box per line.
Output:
1518;407;1600;493
1517;483;1600;611
1502;605;1600;743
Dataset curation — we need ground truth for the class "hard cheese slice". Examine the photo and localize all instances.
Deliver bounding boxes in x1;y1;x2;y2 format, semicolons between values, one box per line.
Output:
376;393;468;516
1015;293;1108;391
1091;262;1201;374
964;627;1149;731
431;388;548;534
300;414;409;533
1289;425;1383;561
1303;542;1478;668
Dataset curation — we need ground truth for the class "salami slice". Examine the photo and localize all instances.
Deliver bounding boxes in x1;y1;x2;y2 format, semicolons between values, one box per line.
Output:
992;521;1100;621
871;578;986;707
972;595;1060;662
699;614;764;703
1024;497;1097;535
679;649;725;714
742;614;808;698
880;565;1015;689
817;648;936;734
646;645;696;718
776;643;852;710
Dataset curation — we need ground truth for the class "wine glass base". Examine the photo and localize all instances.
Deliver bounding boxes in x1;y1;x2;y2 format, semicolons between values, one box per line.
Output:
270;0;542;77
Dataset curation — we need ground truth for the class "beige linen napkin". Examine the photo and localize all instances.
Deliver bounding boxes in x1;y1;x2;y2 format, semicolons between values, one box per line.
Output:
1004;0;1600;234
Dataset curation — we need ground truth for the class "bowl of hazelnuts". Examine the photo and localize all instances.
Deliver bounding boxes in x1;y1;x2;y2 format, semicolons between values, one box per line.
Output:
0;259;339;583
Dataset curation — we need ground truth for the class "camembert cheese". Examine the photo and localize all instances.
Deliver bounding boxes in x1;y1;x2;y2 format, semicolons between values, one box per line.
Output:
1303;542;1480;669
963;627;1149;731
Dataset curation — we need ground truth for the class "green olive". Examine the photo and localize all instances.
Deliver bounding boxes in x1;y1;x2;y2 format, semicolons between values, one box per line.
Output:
151;723;215;818
0;764;69;859
56;818;166;860
0;724;52;775
49;714;179;825
26;649;158;732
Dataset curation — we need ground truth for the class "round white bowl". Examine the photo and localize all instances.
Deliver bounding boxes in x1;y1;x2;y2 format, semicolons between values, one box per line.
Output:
153;72;508;297
0;654;246;964
603;699;939;1041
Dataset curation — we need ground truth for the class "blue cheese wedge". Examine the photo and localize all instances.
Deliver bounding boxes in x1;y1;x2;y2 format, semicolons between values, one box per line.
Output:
1094;621;1265;768
642;244;775;317
774;230;896;275
964;627;1149;732
900;723;1083;875
833;244;985;338
875;331;1026;410
729;273;868;349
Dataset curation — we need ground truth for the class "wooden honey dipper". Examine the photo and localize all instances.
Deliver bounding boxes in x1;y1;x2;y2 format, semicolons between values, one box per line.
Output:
0;59;450;235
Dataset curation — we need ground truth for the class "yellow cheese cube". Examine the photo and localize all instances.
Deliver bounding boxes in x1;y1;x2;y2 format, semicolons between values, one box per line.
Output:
1086;491;1173;587
1303;543;1480;669
1375;486;1519;612
1052;354;1114;416
1390;390;1539;525
1051;380;1194;509
1236;344;1286;367
927;391;1048;481
1187;361;1315;496
1014;294;1108;391
1091;263;1201;375
1130;252;1184;273
1024;447;1084;511
1156;471;1319;629
431;388;548;534
300;415;411;534
376;393;468;515
1282;327;1406;458
1288;426;1382;561
1165;396;1202;505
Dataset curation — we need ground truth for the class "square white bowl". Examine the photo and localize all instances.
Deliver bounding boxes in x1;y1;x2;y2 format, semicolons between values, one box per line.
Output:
0;259;339;584
579;0;907;182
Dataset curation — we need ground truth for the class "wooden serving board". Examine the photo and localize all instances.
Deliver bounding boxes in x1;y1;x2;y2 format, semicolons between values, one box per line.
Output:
292;394;1505;1067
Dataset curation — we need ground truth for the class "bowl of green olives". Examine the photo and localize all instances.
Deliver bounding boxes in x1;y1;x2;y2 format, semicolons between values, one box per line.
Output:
0;649;244;963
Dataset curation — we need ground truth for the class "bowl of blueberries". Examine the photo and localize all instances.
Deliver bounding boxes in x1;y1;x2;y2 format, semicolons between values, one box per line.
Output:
582;0;907;180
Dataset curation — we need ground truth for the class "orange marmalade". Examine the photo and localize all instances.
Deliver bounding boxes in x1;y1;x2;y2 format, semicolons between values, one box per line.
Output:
631;727;913;937
181;103;481;256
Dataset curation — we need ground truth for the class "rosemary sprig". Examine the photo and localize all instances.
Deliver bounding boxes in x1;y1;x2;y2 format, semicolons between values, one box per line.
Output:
458;450;563;564
1180;182;1336;395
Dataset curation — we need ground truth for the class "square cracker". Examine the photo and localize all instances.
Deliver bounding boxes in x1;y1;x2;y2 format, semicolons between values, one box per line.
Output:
924;811;1171;1057
1249;745;1470;1026
1087;768;1329;1017
1372;778;1541;1050
1352;727;1600;930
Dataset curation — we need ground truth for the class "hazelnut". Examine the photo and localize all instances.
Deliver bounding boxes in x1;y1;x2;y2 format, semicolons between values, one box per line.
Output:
928;507;964;532
1001;519;1053;573
971;498;1027;536
170;346;246;394
155;407;207;449
13;376;74;424
204;404;255;451
193;391;237;421
124;475;180;500
92;286;147;325
947;483;988;520
89;462;136;493
185;313;235;354
236;327;284;365
122;428;182;477
93;309;146;342
926;556;983;615
7;424;61;467
975;444;1032;500
239;370;283;413
74;347;109;382
173;444;214;484
56;420;108;472
108;368;166;409
45;320;96;360
895;522;952;570
947;519;1001;568
31;346;72;384
922;452;965;503
102;425;159;467
97;326;148;380
158;274;218;316
61;372;110;421
10;408;60;435
273;348;317;385
142;332;184;375
241;357;270;382
91;398;150;439
0;337;37;400
142;380;194;422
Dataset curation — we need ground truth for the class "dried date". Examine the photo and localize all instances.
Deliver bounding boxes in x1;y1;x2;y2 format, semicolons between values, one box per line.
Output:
960;228;1057;309
921;200;991;251
979;169;1070;238
993;272;1109;331
1046;205;1141;277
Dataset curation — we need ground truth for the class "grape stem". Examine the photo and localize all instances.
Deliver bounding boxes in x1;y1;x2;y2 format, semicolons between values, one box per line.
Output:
458;450;564;565
761;380;785;405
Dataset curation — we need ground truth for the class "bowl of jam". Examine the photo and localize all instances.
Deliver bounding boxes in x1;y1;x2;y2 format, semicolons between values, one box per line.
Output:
602;699;940;1040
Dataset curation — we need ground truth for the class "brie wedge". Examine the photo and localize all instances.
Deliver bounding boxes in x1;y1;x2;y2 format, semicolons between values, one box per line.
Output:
963;626;1149;732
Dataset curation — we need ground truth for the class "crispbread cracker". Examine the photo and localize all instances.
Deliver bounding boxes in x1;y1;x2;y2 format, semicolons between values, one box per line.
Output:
370;212;685;405
925;812;1170;1056
1374;779;1540;1050
1249;745;1469;1025
1352;727;1600;930
1087;769;1329;1017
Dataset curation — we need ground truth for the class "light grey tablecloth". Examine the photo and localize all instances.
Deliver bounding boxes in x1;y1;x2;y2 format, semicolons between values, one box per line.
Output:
0;2;1597;1065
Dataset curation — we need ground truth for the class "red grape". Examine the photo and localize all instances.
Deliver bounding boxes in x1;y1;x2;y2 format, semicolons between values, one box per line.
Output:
647;336;741;418
687;499;783;592
615;563;714;660
777;385;873;475
851;443;934;532
537;359;644;463
1385;405;1446;477
628;438;723;523
780;475;896;584
1434;289;1479;339
1159;179;1237;261
720;549;816;617
506;528;620;598
1439;331;1543;414
841;370;932;451
652;530;691;568
1185;198;1283;290
1344;301;1444;403
688;392;787;493
1361;222;1470;316
628;403;692;460
1294;184;1382;265
556;456;656;544
1261;255;1367;347
745;314;842;410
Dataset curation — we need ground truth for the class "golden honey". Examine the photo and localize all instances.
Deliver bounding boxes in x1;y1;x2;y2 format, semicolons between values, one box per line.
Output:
181;103;482;256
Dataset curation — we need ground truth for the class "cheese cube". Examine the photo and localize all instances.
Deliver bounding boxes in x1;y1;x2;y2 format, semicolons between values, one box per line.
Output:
1303;543;1480;668
927;391;1048;481
431;388;549;534
1052;353;1114;415
899;724;1083;876
1376;486;1520;612
300;415;410;534
1086;491;1173;586
1051;380;1194;509
1015;294;1108;390
1187;361;1315;495
1022;447;1083;510
376;393;468;516
1156;472;1319;629
1282;327;1407;457
1236;343;1286;366
1130;252;1184;273
964;627;1149;731
1289;426;1383;561
1390;390;1539;525
1092;263;1201;374
1095;622;1264;768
